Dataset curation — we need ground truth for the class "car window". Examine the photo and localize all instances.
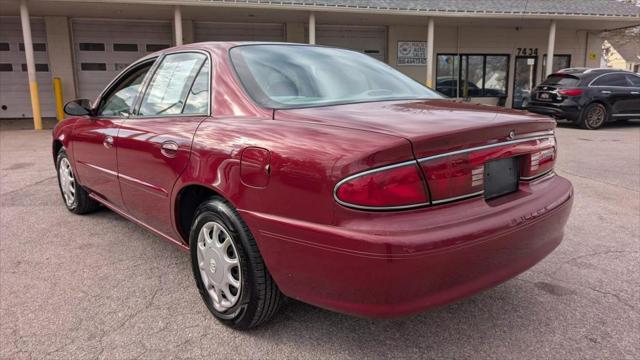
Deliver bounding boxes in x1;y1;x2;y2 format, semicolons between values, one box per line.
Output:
625;74;640;87
591;73;629;87
541;74;579;87
182;59;210;115
98;61;153;116
230;45;441;109
138;52;207;116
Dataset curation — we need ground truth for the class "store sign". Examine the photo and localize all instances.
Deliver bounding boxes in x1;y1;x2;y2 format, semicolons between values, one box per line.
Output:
397;41;427;66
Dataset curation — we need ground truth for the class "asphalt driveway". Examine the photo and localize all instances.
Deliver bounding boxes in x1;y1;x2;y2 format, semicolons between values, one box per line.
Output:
1;121;638;359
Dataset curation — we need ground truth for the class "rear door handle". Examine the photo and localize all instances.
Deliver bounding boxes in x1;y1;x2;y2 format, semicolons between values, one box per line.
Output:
601;90;612;94
631;91;639;95
103;135;114;148
160;141;179;158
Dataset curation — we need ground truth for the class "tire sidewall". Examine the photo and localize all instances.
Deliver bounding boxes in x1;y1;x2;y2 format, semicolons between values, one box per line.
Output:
189;199;260;328
56;149;80;212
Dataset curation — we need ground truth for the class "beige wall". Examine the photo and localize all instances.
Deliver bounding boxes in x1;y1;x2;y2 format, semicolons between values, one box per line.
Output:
387;23;600;107
44;16;77;102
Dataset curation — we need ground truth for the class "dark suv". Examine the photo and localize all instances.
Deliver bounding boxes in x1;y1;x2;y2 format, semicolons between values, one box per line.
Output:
526;68;640;129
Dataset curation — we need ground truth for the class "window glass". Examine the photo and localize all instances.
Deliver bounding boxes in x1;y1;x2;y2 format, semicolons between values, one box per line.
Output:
541;74;579;86
138;53;206;116
146;44;170;52
113;43;138;52
99;62;153;116
21;63;49;72
0;64;13;71
436;54;508;97
543;55;571;75
79;43;105;51
592;73;629;87
182;60;210;114
0;43;9;51
80;63;107;71
625;74;640;87
436;55;459;97
231;45;440;108
19;43;46;51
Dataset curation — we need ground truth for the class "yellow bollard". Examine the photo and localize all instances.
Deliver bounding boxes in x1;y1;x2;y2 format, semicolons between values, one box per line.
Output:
29;80;42;130
53;77;64;121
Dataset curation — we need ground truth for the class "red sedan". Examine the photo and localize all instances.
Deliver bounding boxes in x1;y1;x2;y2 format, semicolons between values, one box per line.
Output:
54;42;573;329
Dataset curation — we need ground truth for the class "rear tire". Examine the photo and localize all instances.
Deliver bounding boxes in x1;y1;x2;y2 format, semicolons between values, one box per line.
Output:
189;197;283;330
578;103;607;130
56;148;100;214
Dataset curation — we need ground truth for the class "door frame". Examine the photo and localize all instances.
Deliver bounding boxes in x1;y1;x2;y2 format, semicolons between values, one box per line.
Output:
512;55;538;109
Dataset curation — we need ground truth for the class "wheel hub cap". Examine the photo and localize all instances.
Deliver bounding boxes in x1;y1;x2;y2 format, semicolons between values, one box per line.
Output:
196;221;241;312
59;158;76;206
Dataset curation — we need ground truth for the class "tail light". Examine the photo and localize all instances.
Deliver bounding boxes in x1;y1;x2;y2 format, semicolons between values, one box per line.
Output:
521;137;556;179
558;89;583;96
334;162;429;209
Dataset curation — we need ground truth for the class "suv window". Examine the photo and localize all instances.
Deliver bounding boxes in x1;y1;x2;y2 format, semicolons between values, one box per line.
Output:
138;52;207;116
541;74;579;87
98;61;154;116
625;74;640;87
591;73;629;87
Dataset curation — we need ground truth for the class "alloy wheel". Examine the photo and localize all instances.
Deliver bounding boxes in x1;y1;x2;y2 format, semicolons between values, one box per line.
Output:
586;105;606;128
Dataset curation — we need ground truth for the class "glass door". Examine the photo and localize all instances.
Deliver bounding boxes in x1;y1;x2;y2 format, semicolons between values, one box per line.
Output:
512;56;538;109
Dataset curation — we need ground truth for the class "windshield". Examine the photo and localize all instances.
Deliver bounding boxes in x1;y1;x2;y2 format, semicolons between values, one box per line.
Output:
541;74;580;87
230;44;441;109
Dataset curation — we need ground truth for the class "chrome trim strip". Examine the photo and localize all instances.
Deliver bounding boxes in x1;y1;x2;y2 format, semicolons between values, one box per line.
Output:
431;190;484;205
612;114;639;117
417;134;554;163
333;160;430;211
520;169;555;181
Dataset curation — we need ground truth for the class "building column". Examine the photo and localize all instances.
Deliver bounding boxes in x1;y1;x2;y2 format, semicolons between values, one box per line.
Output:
19;0;42;129
546;20;557;76
44;16;77;105
426;18;435;88
174;5;183;46
308;12;316;45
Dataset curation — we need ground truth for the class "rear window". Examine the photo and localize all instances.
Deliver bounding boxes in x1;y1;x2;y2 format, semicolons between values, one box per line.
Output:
541;74;579;87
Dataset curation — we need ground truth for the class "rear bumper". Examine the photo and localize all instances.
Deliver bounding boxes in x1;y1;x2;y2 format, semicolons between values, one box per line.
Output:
527;102;580;121
241;175;573;318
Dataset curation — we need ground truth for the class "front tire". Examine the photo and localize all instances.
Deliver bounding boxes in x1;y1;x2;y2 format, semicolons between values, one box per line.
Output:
189;197;283;330
56;148;100;214
578;103;607;130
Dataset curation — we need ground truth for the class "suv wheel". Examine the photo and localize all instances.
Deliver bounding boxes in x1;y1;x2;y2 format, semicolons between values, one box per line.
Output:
189;197;283;329
579;103;607;130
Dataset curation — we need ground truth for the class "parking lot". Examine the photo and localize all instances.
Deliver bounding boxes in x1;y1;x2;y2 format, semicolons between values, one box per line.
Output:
1;121;638;360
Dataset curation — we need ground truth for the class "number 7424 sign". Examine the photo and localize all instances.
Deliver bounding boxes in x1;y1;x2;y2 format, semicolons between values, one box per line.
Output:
517;48;538;56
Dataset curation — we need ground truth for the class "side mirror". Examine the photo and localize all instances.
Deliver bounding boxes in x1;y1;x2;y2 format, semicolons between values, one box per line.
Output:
63;99;93;116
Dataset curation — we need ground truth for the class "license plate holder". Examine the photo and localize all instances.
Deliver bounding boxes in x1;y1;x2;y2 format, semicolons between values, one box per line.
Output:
537;92;552;101
484;157;519;200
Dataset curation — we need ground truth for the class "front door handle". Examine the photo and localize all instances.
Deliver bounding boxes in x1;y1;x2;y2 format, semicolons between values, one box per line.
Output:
601;90;612;94
160;141;179;158
103;135;114;148
631;91;639;95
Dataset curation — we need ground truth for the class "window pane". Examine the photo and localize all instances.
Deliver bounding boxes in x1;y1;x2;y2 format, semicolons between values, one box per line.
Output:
484;56;508;97
541;74;579;86
625;74;640;87
436;55;458;97
146;44;170;52
99;63;153;116
19;43;46;51
113;43;138;52
0;63;13;71
182;60;210;114
461;55;483;97
0;43;9;51
79;43;105;51
80;63;107;71
21;63;49;72
593;74;629;87
138;53;206;116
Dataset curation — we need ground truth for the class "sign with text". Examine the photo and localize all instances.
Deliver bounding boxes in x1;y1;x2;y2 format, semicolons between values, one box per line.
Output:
397;41;427;66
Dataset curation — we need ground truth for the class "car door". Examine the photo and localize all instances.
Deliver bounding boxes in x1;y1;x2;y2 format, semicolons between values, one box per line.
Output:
116;51;210;238
72;59;156;209
590;73;635;116
619;74;640;118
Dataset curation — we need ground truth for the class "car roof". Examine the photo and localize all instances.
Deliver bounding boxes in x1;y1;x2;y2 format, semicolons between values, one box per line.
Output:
553;67;634;77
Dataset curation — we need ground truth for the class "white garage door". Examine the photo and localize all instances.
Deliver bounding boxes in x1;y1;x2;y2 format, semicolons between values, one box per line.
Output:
0;16;55;118
194;22;285;42
72;19;172;101
314;25;387;62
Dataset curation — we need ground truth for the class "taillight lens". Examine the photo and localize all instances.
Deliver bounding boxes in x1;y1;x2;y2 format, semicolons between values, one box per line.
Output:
558;89;583;96
521;137;556;179
335;163;429;209
420;153;485;203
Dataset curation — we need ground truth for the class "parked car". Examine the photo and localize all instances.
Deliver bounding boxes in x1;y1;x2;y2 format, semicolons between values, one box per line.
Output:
436;77;506;98
527;68;640;129
54;43;573;329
